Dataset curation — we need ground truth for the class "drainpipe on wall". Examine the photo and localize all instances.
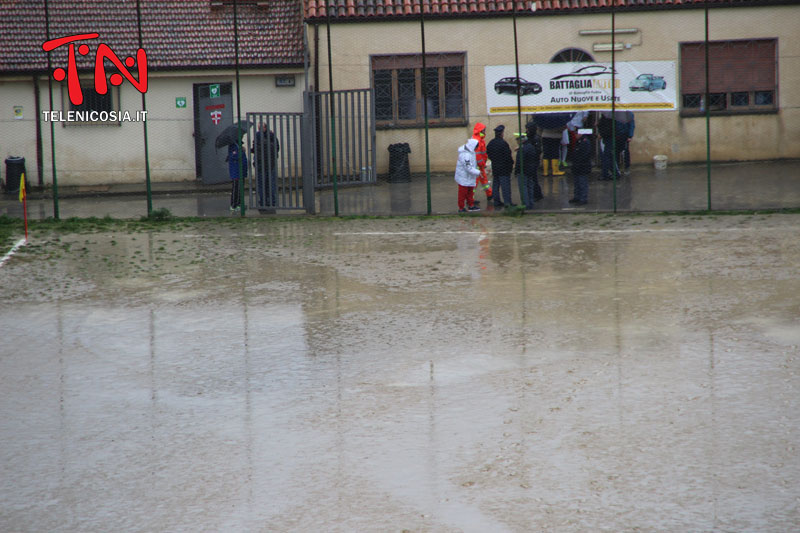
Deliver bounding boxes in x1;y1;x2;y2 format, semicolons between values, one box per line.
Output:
313;23;322;183
313;23;319;93
303;24;310;94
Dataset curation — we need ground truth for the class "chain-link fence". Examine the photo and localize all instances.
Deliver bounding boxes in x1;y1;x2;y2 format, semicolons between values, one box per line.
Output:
1;1;798;219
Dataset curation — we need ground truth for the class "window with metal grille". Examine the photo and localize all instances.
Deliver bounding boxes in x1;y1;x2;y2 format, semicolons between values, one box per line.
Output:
679;39;777;116
371;53;467;128
63;84;121;126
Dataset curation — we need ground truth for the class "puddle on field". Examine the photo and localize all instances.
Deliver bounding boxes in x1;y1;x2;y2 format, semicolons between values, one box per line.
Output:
1;215;799;531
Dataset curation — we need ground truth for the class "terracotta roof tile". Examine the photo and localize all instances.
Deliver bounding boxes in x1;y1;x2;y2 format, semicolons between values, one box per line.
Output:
305;0;793;19
0;0;304;74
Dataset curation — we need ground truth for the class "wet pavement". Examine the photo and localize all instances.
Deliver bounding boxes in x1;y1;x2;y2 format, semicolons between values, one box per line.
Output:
1;214;799;532
1;159;799;219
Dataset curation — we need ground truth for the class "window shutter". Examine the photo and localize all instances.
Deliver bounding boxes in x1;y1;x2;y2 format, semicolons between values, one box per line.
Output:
681;39;776;94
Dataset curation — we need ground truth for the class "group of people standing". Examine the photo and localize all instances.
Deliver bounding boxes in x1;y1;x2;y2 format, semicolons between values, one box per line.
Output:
227;122;280;211
454;111;635;212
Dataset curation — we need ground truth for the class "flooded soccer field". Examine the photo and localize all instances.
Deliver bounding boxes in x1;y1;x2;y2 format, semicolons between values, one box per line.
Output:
1;213;799;532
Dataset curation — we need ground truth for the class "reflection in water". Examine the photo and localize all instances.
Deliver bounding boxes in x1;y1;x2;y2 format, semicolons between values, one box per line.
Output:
58;301;66;488
390;182;412;214
4;219;800;531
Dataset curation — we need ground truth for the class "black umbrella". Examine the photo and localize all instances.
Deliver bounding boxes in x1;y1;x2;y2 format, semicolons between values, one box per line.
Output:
215;120;255;150
531;112;575;130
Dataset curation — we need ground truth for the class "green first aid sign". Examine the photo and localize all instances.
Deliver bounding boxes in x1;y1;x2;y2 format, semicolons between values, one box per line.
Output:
209;84;220;98
176;97;186;108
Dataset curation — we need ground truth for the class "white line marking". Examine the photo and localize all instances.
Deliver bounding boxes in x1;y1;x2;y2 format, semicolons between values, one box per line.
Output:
332;227;765;236
0;238;27;268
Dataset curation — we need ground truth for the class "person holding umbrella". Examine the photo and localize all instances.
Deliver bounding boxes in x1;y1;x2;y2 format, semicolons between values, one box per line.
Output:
215;120;253;211
226;141;247;211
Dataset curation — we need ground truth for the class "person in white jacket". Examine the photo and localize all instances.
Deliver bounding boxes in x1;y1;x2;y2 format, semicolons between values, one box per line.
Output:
454;138;482;212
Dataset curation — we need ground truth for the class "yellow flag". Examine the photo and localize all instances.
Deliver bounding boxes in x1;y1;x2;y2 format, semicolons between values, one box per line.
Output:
18;172;25;203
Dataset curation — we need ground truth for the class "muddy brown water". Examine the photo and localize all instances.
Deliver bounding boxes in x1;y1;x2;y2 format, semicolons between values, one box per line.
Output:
1;214;798;532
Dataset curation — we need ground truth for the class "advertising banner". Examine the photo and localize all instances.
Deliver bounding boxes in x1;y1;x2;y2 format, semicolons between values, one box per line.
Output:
485;61;676;115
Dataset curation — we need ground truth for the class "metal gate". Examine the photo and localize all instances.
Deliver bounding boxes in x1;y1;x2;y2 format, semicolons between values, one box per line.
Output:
245;112;313;212
306;89;377;188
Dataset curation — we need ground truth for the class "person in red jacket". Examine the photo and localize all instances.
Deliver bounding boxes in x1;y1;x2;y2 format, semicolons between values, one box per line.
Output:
471;122;493;203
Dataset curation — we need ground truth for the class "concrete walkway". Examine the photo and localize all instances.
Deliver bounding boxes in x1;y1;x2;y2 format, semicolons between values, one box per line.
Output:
1;159;798;219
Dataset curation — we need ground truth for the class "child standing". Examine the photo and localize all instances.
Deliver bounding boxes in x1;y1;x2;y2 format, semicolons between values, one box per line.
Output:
454;138;482;213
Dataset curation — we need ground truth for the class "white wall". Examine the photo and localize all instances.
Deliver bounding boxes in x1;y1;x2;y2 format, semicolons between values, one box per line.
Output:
0;69;305;186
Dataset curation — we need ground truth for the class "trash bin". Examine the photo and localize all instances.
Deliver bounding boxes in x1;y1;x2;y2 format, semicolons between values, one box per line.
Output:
387;143;411;183
653;154;668;170
4;156;26;194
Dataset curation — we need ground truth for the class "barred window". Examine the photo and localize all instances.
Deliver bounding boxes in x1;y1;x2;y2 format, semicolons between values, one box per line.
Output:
680;39;777;116
371;53;466;128
63;84;121;126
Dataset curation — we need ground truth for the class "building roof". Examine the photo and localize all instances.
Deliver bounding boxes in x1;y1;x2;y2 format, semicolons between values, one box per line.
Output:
305;0;798;20
0;0;305;75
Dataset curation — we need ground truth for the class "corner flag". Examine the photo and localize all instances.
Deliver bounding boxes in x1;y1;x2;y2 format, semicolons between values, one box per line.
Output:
18;172;26;203
19;172;28;240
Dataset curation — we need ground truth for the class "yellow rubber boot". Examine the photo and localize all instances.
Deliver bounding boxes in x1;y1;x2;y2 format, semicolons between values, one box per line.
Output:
551;159;565;175
542;159;550;176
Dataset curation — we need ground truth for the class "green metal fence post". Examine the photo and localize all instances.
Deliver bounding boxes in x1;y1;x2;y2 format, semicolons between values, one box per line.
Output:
420;4;432;216
234;0;246;216
705;5;712;211
136;0;153;216
611;4;617;214
513;1;525;207
326;1;339;216
44;0;59;220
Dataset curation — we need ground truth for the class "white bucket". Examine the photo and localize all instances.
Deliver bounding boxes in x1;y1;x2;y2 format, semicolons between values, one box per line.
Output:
653;155;668;170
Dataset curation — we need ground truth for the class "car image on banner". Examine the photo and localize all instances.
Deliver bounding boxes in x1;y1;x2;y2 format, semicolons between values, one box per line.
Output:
629;73;667;91
551;64;617;80
494;77;543;96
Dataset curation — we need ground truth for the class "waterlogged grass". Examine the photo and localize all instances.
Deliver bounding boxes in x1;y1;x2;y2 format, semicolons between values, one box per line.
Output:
0;215;22;251
2;208;800;259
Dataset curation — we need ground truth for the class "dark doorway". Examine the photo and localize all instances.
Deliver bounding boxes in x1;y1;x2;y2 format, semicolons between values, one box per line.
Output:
193;82;234;184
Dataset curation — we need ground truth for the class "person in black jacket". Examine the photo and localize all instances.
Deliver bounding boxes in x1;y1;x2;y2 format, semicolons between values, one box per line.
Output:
598;112;628;180
569;128;593;205
252;122;280;208
514;124;544;209
486;125;516;208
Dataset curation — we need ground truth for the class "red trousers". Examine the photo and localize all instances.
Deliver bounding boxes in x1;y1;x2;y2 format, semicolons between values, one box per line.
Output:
457;184;475;210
